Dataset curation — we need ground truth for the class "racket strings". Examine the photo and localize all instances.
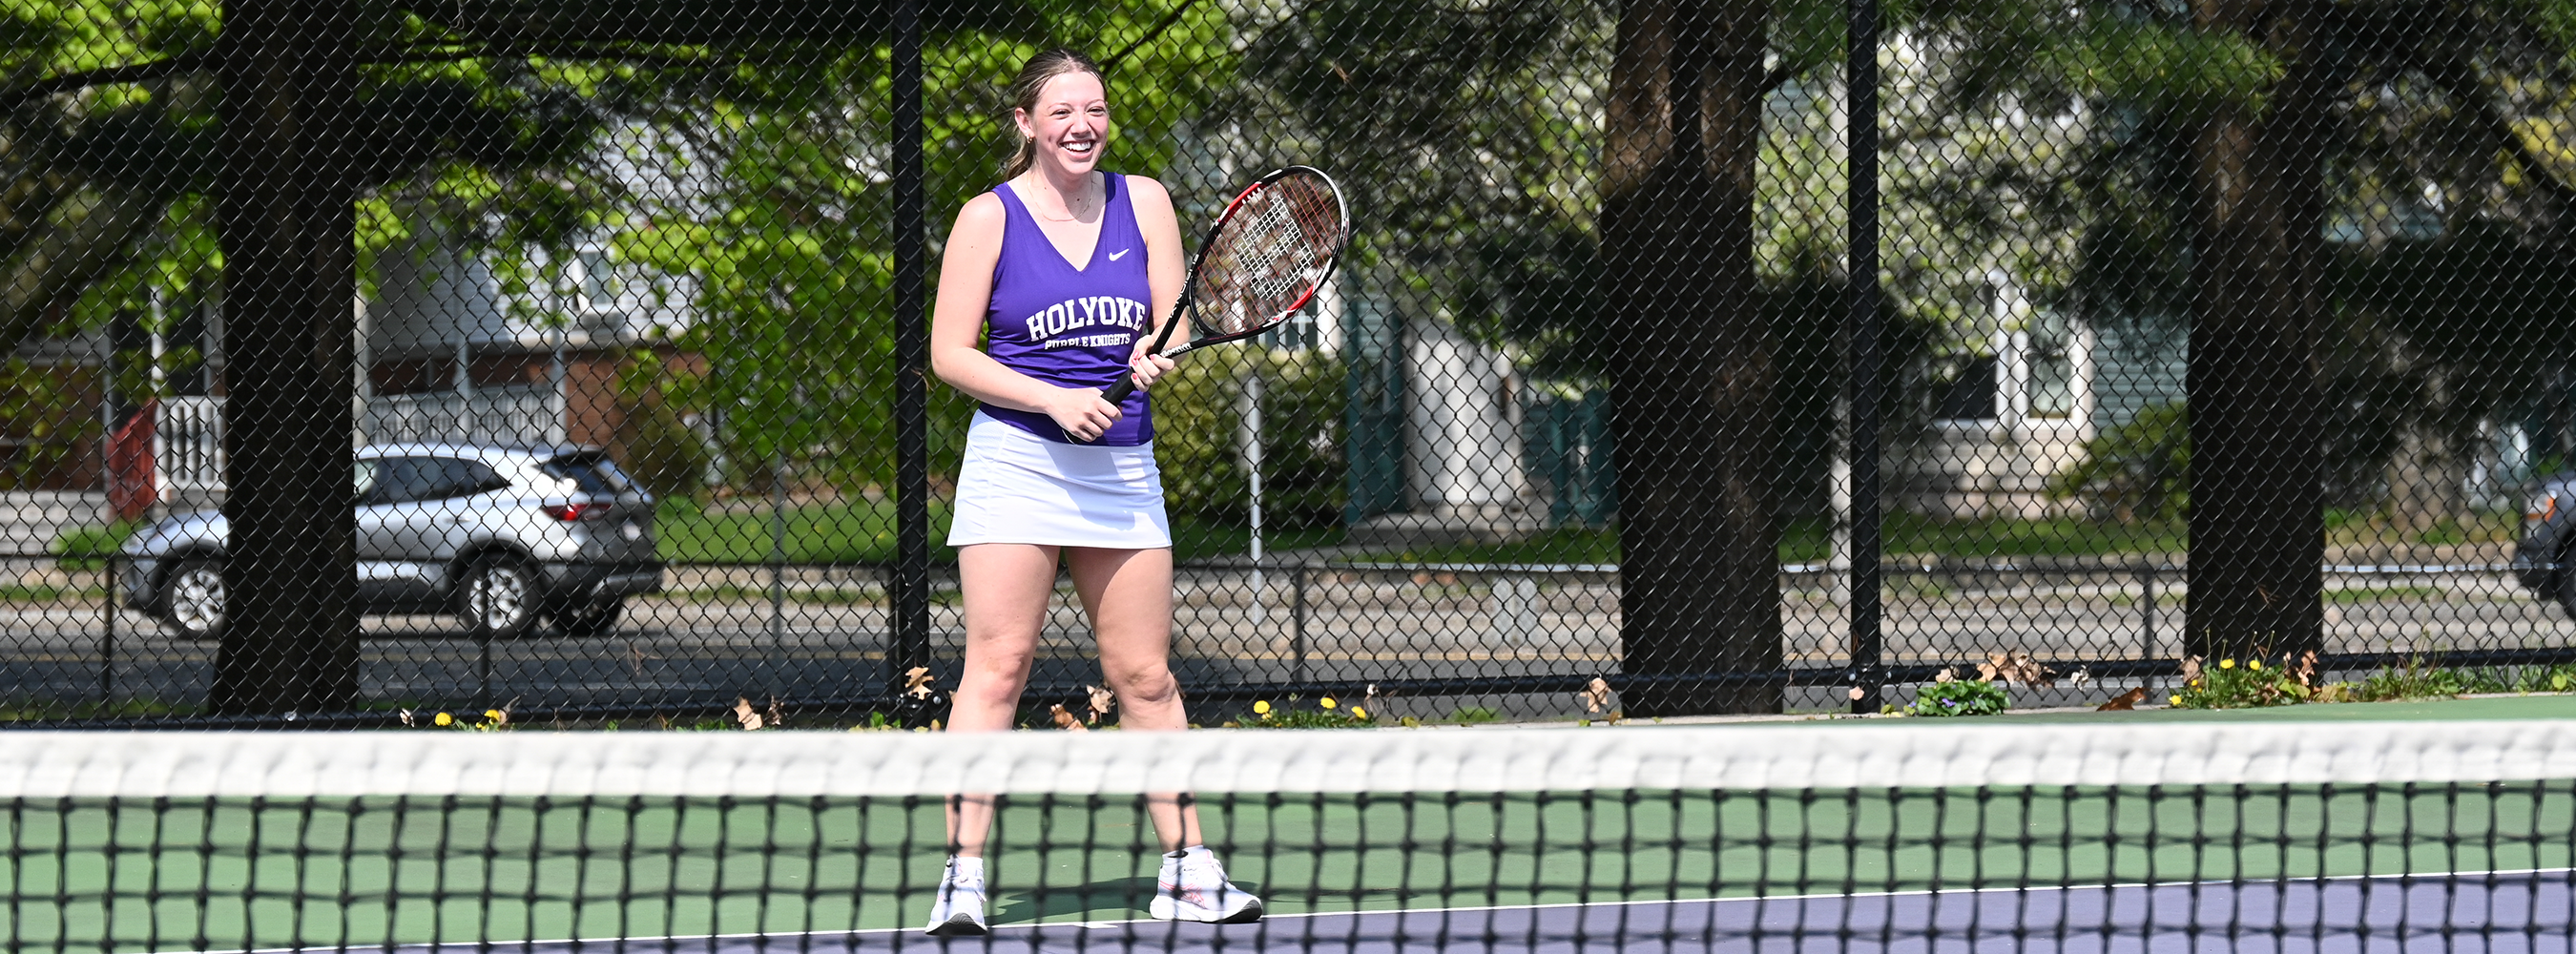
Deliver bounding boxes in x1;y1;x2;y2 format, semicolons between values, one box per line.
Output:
1195;174;1344;335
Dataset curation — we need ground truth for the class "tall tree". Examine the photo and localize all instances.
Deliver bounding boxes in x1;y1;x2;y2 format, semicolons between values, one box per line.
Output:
1600;0;1779;715
207;0;362;713
2184;0;2328;662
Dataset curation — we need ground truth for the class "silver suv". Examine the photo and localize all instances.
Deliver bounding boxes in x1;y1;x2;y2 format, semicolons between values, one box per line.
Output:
121;444;663;639
2517;472;2576;619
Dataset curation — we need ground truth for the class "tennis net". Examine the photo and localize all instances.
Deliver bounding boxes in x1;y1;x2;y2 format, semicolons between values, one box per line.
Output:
6;716;2574;953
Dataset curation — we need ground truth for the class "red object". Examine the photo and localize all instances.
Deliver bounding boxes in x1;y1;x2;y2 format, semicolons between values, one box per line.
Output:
107;400;156;522
543;502;599;522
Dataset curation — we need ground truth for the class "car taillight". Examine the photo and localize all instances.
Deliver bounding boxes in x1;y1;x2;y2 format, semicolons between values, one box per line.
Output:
545;503;599;522
2529;493;2561;527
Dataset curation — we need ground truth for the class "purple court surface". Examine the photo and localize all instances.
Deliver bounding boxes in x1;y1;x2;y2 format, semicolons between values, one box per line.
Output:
377;869;2572;954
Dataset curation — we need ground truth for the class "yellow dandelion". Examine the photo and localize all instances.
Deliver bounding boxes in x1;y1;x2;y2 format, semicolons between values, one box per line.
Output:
485;709;504;720
2220;659;2235;670
434;712;453;726
1352;706;1368;719
2170;695;2183;706
1320;697;1338;709
1253;700;1271;716
2249;660;2262;671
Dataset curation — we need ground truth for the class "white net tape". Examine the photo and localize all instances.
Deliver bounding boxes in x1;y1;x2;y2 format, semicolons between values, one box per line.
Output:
7;718;2576;800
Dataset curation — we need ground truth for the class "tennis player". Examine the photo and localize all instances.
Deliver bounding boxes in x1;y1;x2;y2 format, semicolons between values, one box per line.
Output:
919;49;1262;936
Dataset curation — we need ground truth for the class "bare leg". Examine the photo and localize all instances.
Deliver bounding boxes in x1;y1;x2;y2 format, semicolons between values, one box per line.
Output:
1065;546;1199;851
945;542;1058;858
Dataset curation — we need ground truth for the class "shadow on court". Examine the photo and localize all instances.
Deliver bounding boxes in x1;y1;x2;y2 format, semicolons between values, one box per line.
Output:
369;869;2570;953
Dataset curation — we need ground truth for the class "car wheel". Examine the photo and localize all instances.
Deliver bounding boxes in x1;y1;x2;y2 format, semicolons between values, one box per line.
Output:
457;555;541;639
550;597;624;638
159;558;226;640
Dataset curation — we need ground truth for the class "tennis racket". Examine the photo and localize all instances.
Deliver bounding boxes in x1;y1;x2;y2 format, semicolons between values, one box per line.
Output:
1098;165;1349;405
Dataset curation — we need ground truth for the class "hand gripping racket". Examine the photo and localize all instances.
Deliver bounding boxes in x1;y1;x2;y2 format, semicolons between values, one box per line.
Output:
1098;165;1349;405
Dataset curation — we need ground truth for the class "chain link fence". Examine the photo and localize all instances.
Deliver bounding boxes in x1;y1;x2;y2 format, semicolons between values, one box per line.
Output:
5;0;2575;725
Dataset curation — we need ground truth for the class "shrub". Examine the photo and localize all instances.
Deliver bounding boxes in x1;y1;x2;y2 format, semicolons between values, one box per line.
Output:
2048;402;2188;523
1153;349;1347;529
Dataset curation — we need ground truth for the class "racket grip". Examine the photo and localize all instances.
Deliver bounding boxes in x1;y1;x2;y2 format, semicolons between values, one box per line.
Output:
1099;377;1140;405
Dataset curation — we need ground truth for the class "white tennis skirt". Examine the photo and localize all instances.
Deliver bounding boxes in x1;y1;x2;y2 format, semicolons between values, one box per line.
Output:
947;410;1174;549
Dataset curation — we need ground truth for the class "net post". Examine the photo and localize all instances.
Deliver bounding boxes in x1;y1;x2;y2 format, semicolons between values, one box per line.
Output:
1845;0;1885;716
889;0;934;703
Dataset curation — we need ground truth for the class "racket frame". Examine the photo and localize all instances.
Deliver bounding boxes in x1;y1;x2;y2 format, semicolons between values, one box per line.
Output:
1098;165;1347;404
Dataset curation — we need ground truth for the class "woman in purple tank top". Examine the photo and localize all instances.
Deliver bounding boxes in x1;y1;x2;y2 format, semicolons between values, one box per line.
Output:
919;50;1262;936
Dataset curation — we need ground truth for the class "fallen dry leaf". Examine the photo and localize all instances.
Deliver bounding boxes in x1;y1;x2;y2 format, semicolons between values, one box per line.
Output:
2095;687;2149;711
734;696;765;731
1582;677;1614;714
1085;684;1115;723
1977;651;2058;687
1049;703;1088;731
904;666;936;699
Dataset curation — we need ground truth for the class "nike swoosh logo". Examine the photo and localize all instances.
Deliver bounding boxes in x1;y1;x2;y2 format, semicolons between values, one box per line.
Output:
1108;248;1132;260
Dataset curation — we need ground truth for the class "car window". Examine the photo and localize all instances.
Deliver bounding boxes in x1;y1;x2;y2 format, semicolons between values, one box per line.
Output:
367;457;439;506
543;454;635;496
354;460;380;504
443;458;509;497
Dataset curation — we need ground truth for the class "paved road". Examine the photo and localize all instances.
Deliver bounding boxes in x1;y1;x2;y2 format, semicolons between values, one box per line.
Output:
6;565;2571;718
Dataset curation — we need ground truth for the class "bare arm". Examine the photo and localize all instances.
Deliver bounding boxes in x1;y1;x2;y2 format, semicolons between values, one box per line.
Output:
928;193;1126;442
1127;176;1189;374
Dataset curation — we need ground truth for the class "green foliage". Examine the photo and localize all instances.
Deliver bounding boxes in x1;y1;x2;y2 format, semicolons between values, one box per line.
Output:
1906;678;2008;716
0;359;98;490
1227;695;1377;728
2049;402;2190;523
2170;656;2309;709
1152;347;1346;529
613;390;712;504
2170;657;2576;710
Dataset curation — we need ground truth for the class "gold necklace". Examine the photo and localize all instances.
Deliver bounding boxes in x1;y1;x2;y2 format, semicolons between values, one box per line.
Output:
1030;177;1100;221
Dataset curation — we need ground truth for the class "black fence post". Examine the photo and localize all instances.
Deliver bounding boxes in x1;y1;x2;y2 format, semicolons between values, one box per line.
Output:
1292;563;1309;685
2141;561;2158;661
100;555;115;706
889;0;933;699
1846;0;1885;715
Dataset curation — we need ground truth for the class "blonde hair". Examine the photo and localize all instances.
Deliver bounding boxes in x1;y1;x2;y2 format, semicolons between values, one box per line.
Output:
1003;49;1105;179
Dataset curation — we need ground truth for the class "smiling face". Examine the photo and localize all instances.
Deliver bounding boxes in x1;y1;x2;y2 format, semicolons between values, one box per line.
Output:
1013;70;1109;179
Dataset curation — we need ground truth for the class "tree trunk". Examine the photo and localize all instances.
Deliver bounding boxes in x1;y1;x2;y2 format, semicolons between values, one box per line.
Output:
208;0;362;715
1602;0;1780;715
2185;0;2326;664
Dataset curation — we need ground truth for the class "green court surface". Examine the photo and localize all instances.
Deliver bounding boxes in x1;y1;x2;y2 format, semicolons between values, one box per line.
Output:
10;753;2573;951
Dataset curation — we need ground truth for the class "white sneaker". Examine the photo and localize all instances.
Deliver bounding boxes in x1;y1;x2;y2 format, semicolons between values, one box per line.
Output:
923;857;988;936
1150;845;1262;923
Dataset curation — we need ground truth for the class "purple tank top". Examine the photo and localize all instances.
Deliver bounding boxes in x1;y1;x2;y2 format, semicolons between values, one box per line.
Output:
981;173;1155;445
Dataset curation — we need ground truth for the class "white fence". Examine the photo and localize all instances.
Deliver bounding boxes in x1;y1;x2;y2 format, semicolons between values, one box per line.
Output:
364;385;563;446
154;385;562;496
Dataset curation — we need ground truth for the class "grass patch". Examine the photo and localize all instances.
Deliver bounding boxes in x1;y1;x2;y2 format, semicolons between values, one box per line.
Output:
0;698;200;722
657;498;1340;566
1351;515;2192;566
2324;586;2452;605
654;498;940;565
0;584;105;603
52;521;140;571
